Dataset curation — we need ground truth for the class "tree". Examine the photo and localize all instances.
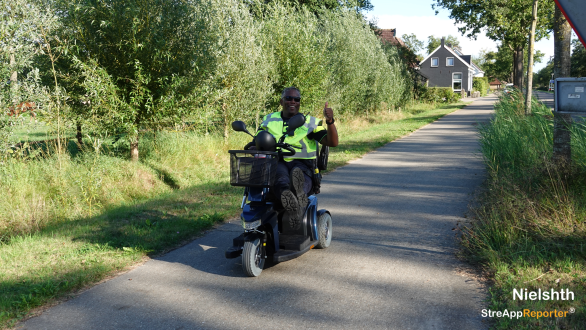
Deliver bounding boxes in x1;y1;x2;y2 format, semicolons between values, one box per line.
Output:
482;43;544;83
534;60;554;87
54;0;211;161
249;0;373;15
402;33;424;55
0;0;58;156
525;0;539;114
472;48;491;71
426;35;461;55
553;6;571;78
570;39;586;77
432;0;554;89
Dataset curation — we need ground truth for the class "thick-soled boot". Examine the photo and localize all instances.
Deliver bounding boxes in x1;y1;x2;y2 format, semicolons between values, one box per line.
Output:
290;167;308;224
280;189;299;226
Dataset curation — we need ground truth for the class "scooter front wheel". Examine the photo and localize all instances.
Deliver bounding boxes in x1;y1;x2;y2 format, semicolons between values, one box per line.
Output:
242;238;265;277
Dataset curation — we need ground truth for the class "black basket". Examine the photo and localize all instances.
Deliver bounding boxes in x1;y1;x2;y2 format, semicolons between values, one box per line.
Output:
229;150;278;187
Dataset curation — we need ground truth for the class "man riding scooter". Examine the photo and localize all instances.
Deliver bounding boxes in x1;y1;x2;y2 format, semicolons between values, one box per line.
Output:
252;87;339;228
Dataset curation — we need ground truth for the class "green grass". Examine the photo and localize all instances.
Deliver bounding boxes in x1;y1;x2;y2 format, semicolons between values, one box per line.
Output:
0;100;471;328
9;120;72;143
462;90;586;329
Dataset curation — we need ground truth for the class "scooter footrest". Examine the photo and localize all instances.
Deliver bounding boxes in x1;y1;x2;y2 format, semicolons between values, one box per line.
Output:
279;235;311;251
273;245;312;263
225;246;243;259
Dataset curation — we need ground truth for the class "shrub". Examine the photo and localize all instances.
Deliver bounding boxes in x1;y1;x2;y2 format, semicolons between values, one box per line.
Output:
183;1;414;132
473;77;489;97
323;10;411;116
422;87;461;104
196;0;275;135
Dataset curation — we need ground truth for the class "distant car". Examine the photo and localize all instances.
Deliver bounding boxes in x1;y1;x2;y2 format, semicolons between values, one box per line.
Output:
503;83;514;94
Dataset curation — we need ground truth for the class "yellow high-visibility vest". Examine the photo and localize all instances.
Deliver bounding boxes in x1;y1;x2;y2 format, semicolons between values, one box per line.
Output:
258;112;325;161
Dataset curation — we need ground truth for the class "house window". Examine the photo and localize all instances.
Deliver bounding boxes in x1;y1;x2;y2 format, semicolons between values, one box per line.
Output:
431;57;439;67
446;57;454;66
453;73;462;91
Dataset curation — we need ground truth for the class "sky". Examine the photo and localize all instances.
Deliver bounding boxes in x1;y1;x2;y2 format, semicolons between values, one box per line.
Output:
366;0;556;73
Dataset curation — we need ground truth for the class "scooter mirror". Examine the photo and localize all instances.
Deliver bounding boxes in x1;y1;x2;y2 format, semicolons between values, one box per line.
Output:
286;114;305;136
232;121;253;137
232;121;247;132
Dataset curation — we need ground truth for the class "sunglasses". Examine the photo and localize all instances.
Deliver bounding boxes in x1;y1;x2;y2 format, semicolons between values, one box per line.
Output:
284;96;301;102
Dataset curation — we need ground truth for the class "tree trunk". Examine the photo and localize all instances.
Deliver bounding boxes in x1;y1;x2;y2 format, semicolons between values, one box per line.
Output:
525;0;539;115
513;45;524;88
130;136;139;161
223;103;229;141
10;54;17;104
76;122;83;146
554;6;572;79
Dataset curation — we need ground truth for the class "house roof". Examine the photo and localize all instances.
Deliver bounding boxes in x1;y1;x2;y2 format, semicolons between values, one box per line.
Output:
377;29;405;47
490;79;503;85
421;42;485;76
415;70;429;80
471;61;484;73
421;45;474;71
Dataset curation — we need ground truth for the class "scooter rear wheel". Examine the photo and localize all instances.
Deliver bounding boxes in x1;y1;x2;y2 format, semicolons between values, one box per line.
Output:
242;238;265;277
316;212;332;249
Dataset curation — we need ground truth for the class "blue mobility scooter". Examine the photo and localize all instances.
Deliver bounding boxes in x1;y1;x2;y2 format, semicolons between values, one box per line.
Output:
225;114;332;277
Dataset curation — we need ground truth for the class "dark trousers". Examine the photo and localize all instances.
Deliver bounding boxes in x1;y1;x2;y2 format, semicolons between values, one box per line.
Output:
274;159;313;197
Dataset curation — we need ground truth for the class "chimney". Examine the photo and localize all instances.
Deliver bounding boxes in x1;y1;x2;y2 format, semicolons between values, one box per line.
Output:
447;43;452;48
441;37;445;47
391;28;396;37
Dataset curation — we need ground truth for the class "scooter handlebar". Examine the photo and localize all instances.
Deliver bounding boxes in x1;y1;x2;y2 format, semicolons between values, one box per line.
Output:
276;143;296;157
243;142;255;150
242;142;295;155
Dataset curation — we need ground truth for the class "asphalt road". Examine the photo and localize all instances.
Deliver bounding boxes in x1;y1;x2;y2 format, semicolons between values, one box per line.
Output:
19;96;497;330
534;90;554;109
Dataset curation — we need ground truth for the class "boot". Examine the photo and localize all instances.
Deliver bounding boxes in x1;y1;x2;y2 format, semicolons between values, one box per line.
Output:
280;189;300;227
290;167;308;225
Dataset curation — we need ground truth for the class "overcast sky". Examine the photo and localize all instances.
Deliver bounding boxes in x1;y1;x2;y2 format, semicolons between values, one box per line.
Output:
366;0;557;72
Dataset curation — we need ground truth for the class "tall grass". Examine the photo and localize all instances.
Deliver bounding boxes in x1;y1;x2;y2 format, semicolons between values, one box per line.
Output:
0;130;256;241
463;90;586;329
0;152;171;240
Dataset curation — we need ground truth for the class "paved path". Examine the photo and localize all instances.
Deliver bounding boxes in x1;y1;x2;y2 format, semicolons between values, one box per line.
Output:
534;90;554;109
19;96;497;330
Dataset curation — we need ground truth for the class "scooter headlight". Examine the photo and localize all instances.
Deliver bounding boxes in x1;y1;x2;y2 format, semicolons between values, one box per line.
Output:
242;217;261;230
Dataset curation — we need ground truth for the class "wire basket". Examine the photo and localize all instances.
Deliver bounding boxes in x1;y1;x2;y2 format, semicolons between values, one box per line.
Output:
229;150;278;187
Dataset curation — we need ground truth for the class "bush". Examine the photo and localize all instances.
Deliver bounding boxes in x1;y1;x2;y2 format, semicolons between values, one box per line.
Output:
322;11;412;116
473;77;489;97
422;87;461;104
186;1;414;131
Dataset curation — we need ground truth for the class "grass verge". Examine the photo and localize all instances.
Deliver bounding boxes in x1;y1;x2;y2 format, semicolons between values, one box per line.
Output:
0;100;471;328
462;90;586;329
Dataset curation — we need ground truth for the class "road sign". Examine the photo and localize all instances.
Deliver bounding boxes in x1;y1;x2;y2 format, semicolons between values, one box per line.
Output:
555;0;586;48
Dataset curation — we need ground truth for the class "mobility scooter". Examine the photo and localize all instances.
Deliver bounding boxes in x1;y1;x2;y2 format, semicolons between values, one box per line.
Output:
225;114;332;277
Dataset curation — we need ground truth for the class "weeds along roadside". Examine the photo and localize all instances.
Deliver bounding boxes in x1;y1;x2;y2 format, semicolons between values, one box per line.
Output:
462;90;586;329
0;101;469;327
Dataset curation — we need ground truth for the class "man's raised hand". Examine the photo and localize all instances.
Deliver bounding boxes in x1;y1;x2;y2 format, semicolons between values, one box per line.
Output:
323;102;334;123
